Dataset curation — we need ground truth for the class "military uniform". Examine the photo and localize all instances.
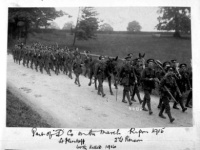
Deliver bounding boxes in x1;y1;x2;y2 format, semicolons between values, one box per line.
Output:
119;56;133;106
185;66;192;108
141;59;158;115
157;61;171;109
73;56;83;86
172;63;187;112
159;67;182;123
131;59;143;104
96;56;107;97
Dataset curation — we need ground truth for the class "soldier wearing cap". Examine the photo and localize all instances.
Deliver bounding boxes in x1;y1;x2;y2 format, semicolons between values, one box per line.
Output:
171;62;187;112
159;66;181;123
119;55;133;106
83;50;92;77
96;55;107;97
179;63;191;92
172;63;190;110
131;58;143;104
141;59;159;115
157;61;171;109
73;54;83;87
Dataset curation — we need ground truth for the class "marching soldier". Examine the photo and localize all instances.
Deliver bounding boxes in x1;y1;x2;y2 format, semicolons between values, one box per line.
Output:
131;58;143;104
157;61;171;109
185;60;192;108
96;55;107;97
73;54;84;86
171;62;187;112
179;63;191;91
141;59;159;115
83;50;92;77
159;66;182;123
119;56;133;106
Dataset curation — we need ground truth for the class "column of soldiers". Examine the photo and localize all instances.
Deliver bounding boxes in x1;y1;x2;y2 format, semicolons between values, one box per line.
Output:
11;42;192;123
118;54;192;123
12;42;83;80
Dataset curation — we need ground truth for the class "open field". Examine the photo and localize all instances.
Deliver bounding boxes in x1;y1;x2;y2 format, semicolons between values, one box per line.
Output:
24;31;192;65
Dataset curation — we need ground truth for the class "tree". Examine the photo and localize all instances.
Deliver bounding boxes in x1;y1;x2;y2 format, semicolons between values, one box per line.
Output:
73;7;100;46
62;22;75;30
99;23;114;32
8;8;68;42
47;22;60;29
156;7;191;37
127;21;142;32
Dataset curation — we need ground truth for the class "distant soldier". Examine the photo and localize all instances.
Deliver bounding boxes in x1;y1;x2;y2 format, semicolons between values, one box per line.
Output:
159;66;182;123
96;55;107;97
119;56;133;106
74;47;80;57
83;50;92;77
141;59;159;115
73;54;84;86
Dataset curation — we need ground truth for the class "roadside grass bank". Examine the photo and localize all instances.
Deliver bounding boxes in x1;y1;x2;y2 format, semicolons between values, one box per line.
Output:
6;89;51;127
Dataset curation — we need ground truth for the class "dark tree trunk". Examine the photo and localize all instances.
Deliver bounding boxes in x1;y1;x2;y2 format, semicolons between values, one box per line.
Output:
72;32;77;46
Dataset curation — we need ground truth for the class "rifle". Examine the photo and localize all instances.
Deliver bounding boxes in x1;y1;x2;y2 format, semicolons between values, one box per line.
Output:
164;86;179;103
153;60;179;103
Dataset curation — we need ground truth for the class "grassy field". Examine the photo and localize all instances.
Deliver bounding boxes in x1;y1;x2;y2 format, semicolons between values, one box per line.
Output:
25;31;191;65
6;89;51;127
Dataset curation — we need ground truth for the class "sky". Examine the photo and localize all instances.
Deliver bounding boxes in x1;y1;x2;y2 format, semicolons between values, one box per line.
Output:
54;7;159;31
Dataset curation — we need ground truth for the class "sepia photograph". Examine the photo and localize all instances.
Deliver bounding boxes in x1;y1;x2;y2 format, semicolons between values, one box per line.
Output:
6;6;193;129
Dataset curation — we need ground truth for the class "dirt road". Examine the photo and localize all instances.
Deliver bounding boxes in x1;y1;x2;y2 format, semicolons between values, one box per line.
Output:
7;54;192;128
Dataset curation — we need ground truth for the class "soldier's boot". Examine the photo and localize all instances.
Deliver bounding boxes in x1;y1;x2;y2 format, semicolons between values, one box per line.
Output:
185;98;192;108
97;86;101;95
147;100;153;115
126;92;132;106
77;77;81;87
179;99;187;112
136;92;143;104
40;67;43;74
185;91;192;108
35;66;38;72
27;61;29;68
159;105;166;119
173;102;179;109
74;78;77;85
122;90;127;103
131;89;136;101
142;98;148;111
157;98;162;109
100;87;105;97
48;70;51;76
167;111;175;123
30;63;33;69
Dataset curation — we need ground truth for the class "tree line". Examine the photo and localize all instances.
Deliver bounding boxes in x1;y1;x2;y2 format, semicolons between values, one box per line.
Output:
8;7;191;45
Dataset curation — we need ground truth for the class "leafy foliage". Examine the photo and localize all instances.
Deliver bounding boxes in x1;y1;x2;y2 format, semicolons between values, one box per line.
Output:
62;22;75;30
47;22;60;29
156;7;191;37
76;7;100;40
99;23;114;32
127;21;142;32
8;8;68;41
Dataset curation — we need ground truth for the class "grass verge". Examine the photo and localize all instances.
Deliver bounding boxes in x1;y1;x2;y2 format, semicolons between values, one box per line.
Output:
6;89;51;127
